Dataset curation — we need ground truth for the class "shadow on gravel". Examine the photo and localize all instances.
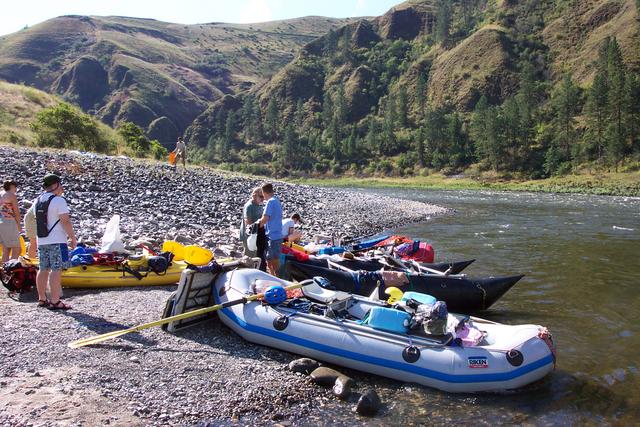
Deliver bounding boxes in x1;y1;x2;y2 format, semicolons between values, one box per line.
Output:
58;310;158;347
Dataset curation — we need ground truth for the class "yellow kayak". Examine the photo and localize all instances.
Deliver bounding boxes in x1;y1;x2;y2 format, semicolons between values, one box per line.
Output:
21;257;188;288
60;261;188;288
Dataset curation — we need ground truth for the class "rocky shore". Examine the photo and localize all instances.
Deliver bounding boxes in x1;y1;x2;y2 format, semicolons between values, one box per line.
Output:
0;145;449;426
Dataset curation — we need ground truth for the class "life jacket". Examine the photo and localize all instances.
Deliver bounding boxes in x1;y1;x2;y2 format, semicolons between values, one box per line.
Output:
1;260;37;295
398;242;434;263
35;193;60;238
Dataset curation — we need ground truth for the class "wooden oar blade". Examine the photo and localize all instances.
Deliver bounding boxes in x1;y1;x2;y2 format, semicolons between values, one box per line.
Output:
68;281;303;349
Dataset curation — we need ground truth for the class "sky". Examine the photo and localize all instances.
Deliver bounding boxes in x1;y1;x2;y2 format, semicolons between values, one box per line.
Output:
0;0;402;36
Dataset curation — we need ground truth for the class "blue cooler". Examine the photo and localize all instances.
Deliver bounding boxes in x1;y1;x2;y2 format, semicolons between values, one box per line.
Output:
364;307;411;334
401;291;436;306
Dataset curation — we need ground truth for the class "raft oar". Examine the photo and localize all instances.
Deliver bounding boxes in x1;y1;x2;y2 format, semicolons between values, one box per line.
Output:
68;281;306;349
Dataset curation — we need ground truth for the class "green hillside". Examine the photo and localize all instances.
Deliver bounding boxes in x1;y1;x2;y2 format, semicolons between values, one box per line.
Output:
195;0;639;183
0;15;354;147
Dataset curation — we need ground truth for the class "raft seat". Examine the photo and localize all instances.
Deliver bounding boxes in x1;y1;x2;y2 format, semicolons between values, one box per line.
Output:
302;281;351;304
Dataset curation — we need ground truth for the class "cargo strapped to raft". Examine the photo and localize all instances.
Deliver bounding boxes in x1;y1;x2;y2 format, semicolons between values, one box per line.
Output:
162;258;260;332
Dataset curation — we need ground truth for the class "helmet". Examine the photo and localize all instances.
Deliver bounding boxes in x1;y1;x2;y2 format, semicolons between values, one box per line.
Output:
263;285;287;305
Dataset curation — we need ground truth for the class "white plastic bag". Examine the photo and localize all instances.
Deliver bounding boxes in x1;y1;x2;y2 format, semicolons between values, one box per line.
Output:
247;232;258;251
100;215;127;253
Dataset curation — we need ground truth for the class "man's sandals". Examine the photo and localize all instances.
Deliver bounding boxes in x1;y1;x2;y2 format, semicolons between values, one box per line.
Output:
38;300;72;310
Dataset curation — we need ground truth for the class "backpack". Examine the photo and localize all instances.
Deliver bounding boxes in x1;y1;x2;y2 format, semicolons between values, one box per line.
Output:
35;194;60;238
1;260;37;295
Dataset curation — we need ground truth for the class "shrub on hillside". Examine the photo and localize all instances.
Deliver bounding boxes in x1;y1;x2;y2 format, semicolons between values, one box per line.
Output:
30;103;110;152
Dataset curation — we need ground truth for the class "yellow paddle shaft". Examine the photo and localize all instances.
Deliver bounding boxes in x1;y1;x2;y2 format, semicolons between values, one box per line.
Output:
68;282;303;349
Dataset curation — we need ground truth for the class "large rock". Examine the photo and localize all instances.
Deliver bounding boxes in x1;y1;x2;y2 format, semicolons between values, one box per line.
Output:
310;367;343;387
288;358;320;375
354;388;382;416
332;375;354;400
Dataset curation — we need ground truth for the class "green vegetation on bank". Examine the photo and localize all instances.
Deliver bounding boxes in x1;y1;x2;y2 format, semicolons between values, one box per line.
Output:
291;166;640;197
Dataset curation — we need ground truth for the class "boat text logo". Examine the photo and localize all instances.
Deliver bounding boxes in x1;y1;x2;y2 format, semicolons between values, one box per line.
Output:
468;356;489;368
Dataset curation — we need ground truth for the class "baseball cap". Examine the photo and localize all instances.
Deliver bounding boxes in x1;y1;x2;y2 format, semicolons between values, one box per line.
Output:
43;174;62;188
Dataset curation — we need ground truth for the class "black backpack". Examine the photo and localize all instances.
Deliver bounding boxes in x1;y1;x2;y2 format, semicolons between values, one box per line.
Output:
35;194;60;238
1;260;37;295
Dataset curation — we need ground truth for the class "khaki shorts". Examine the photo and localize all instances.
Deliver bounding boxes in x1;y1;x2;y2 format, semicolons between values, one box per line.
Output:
0;219;20;247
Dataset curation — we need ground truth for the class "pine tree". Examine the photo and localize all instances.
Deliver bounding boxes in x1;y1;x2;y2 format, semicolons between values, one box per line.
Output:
366;119;379;156
416;73;427;119
322;91;334;129
585;72;608;163
446;112;468;168
265;97;279;142
397;85;408;128
605;38;626;170
435;0;452;43
470;95;490;162
551;73;580;164
485;107;505;172
416;124;426;167
502;97;521;170
281;123;297;168
221;111;236;160
294;99;305;128
515;62;538;171
624;72;640;154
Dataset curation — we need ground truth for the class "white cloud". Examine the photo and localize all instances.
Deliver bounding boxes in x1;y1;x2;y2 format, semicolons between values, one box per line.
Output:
238;0;273;23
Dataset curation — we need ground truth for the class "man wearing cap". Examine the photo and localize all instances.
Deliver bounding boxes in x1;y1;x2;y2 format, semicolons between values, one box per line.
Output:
282;213;303;243
35;174;77;310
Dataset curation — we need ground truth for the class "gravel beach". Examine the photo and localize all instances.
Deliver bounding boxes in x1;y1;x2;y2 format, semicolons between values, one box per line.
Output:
0;145;449;426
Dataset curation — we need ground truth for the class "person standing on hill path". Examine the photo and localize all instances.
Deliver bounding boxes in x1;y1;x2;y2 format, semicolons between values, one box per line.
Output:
0;179;22;262
35;174;77;310
258;183;283;277
172;137;187;171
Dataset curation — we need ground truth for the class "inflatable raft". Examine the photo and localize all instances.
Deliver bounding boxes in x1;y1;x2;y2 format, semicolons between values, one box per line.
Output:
286;260;523;312
284;254;475;275
166;268;555;393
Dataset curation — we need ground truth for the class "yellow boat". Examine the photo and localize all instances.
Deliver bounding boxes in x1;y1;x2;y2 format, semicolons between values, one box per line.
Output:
21;257;188;288
60;261;188;288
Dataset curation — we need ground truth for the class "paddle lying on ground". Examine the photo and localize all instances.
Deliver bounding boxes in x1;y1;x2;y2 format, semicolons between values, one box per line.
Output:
68;281;307;349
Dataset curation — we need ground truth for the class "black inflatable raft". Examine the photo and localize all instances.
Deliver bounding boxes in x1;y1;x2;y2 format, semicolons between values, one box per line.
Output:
285;260;523;313
283;255;474;275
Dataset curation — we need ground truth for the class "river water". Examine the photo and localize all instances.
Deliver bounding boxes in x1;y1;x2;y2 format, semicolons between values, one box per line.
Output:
352;189;640;425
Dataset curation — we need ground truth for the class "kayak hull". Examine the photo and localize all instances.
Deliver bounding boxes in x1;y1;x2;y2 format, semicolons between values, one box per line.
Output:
285;260;523;312
60;261;187;288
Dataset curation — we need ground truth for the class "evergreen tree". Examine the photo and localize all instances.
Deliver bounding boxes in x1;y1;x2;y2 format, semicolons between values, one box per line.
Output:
214;108;225;138
294;99;305;128
585;72;608;163
322;91;334;129
485;107;505;172
446;112;468;168
221;111;236;160
470;95;490;162
416;73;427;119
281;123;297;168
624;72;640;153
265;97;279;141
550;73;580;165
416;124;426;167
435;0;452;43
501;97;521;170
514;62;538;171
324;29;338;56
604;38;626;169
330;117;341;162
341;26;352;62
366;118;379;156
397;85;408;128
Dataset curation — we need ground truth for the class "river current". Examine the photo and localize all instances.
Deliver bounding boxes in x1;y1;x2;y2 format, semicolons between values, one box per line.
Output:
349;189;640;425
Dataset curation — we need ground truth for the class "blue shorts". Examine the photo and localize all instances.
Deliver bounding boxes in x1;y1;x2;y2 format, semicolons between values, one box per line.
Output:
266;239;283;260
38;244;69;271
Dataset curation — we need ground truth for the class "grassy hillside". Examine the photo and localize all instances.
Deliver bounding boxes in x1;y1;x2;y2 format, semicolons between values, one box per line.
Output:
0;80;133;154
0;15;354;147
